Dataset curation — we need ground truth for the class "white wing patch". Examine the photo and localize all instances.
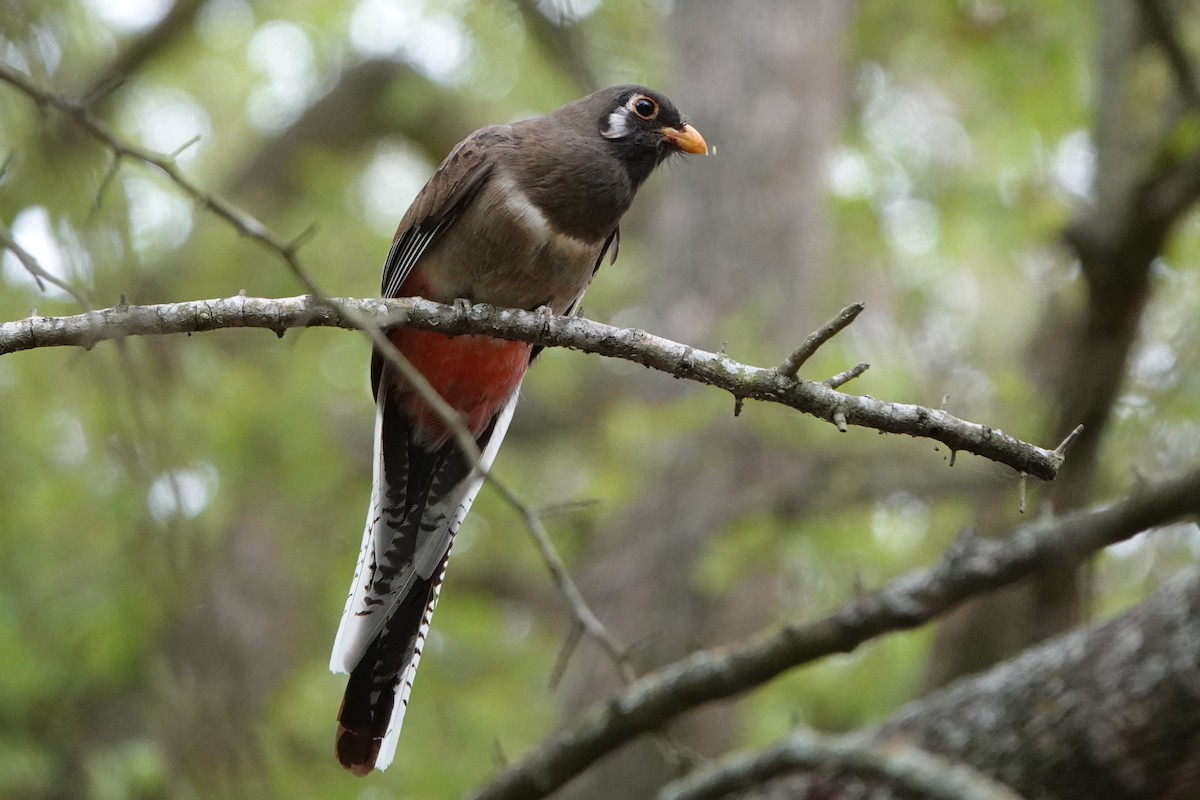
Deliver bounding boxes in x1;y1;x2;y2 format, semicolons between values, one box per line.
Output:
496;174;550;236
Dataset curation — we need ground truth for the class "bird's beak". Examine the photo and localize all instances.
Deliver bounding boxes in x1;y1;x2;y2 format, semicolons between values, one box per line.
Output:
659;123;708;155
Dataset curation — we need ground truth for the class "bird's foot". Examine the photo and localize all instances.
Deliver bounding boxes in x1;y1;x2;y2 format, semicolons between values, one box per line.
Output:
452;297;473;314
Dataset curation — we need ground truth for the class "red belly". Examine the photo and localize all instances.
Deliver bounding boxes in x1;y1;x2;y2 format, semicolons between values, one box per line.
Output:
389;326;530;445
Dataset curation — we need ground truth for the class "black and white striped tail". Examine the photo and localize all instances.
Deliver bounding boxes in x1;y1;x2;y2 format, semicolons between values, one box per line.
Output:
331;388;518;773
334;550;448;774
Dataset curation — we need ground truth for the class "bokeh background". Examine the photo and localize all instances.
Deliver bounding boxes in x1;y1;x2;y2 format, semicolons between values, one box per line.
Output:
2;1;1199;798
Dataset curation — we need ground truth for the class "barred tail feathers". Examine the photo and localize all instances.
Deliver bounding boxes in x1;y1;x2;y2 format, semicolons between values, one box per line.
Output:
331;388;520;773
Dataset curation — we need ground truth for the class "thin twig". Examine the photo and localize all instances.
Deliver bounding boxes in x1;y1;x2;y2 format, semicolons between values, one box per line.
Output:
0;218;92;308
824;361;870;389
776;302;865;379
489;476;696;769
1055;424;1084;456
0;63;306;283
548;621;585;691
490;477;633;681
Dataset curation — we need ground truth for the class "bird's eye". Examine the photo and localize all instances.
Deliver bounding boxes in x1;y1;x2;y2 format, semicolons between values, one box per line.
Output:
631;96;659;120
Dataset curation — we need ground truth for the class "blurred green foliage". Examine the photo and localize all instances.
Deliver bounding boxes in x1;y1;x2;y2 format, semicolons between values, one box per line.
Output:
1;1;1198;798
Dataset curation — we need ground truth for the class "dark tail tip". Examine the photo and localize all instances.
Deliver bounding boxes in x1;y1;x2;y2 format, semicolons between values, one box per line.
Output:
336;724;380;776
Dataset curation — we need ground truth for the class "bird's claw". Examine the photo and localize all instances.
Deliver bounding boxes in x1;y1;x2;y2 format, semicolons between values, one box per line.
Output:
452;298;473;314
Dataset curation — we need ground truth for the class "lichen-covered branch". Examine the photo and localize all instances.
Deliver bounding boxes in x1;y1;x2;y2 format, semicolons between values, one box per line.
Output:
0;293;1064;479
465;466;1200;800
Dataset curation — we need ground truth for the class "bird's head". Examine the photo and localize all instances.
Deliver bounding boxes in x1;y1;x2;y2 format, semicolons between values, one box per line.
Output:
517;84;707;237
543;85;707;187
597;85;708;158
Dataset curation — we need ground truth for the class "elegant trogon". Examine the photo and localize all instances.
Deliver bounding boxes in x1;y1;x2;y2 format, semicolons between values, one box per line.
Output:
329;85;706;775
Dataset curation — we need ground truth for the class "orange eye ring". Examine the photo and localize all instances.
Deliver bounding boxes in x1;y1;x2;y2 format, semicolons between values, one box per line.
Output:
631;95;659;120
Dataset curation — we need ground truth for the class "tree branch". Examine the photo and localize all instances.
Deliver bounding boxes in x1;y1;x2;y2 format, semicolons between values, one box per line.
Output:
776;301;864;379
0;218;92;308
1138;0;1200;109
736;565;1200;800
0;293;1065;479
465;466;1200;800
508;0;599;93
81;0;208;105
0;62;312;283
660;728;1026;800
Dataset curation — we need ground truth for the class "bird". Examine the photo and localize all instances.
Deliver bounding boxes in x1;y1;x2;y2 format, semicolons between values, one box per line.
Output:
329;84;707;775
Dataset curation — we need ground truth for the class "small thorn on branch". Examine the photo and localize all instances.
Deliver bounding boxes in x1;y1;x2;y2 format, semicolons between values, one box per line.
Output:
824;362;870;389
169;134;202;160
1054;424;1084;457
733;395;744;417
91;156;122;219
81;74;125;106
286;222;319;254
832;405;848;432
776;302;865;379
548;621;585;691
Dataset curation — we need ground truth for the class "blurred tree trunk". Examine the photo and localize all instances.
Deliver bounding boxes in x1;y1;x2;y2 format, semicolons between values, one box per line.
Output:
556;3;851;798
651;3;845;345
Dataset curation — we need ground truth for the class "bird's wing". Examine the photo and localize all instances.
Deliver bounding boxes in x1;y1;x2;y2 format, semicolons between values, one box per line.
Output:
369;125;507;399
379;125;507;301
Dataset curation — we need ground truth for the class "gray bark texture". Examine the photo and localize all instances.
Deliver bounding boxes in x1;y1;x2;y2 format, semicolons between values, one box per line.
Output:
740;567;1200;800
